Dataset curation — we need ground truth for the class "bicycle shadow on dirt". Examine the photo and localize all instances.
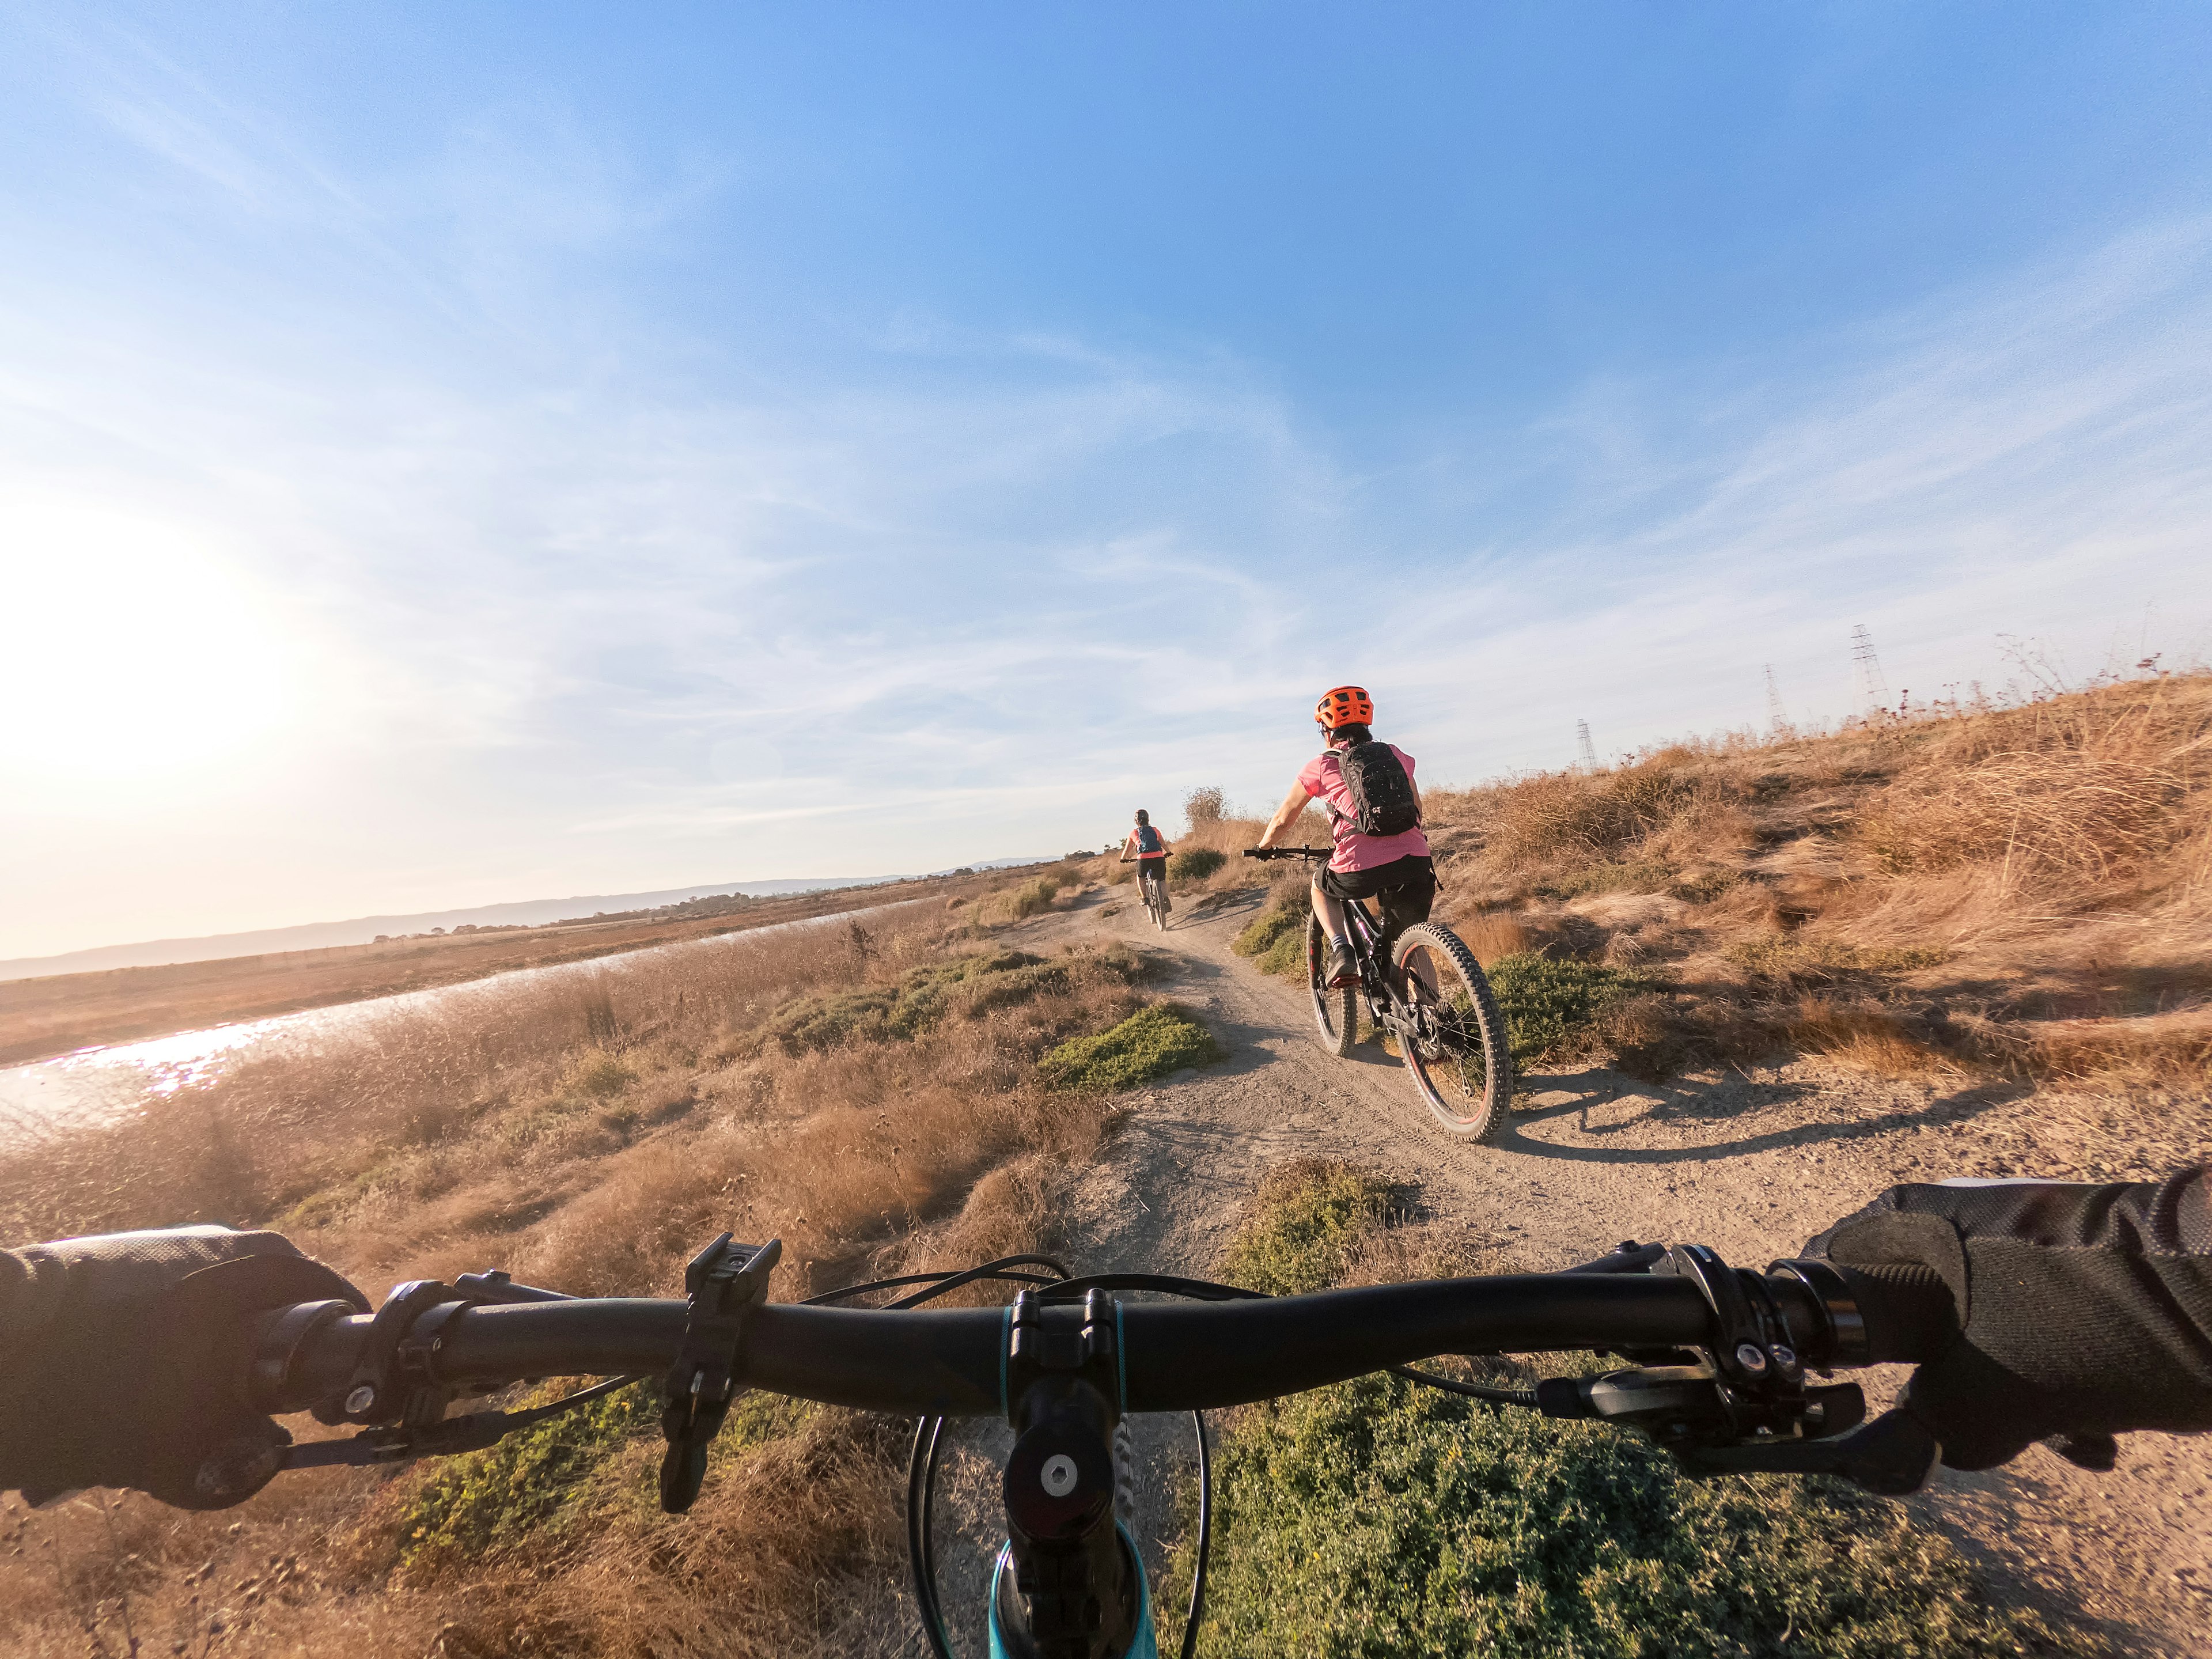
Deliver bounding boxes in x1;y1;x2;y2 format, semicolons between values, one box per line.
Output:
1491;1068;2035;1166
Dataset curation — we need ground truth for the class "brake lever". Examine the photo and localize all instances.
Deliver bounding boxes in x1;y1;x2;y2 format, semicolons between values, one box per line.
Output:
1527;1240;1937;1497
1676;1410;1940;1494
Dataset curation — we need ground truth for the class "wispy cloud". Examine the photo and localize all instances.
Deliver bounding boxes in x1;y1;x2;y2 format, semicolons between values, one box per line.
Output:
2;22;2209;955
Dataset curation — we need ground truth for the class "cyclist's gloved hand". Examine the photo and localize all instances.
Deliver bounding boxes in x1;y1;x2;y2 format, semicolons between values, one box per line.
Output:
1806;1166;2212;1472
0;1226;367;1509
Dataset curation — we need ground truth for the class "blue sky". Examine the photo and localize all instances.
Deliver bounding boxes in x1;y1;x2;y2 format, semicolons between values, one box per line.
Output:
2;4;2209;959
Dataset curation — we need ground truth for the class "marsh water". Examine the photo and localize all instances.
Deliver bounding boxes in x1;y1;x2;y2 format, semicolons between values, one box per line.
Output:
0;900;918;1147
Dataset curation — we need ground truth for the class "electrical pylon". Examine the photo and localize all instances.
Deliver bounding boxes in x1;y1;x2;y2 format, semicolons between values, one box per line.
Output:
1851;624;1889;713
1763;665;1787;734
1575;719;1598;770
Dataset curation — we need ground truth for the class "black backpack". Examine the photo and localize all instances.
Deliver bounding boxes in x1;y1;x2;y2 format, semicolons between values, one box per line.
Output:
1336;740;1420;836
1134;825;1163;855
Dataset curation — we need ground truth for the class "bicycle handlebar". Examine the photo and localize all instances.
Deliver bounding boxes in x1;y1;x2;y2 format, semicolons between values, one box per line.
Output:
1243;846;1330;861
253;1262;1953;1419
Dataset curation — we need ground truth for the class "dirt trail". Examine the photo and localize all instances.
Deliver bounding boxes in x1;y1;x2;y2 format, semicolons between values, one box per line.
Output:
1003;882;2211;1657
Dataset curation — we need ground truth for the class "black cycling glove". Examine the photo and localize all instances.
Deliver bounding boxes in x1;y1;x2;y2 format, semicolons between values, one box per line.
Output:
1806;1166;2212;1472
0;1226;366;1509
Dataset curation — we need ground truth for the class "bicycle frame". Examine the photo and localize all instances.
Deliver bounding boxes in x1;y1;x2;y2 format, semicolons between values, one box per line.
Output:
987;1524;1158;1659
1334;885;1421;1036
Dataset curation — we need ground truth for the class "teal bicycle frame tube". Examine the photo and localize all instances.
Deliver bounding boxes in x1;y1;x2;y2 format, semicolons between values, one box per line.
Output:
986;1522;1157;1659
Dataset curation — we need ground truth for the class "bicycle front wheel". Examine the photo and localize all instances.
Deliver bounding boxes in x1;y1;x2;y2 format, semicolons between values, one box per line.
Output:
1306;916;1357;1058
1393;924;1512;1140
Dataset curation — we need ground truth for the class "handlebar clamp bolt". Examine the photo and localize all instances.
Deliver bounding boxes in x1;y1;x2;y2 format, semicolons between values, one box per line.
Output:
1770;1344;1797;1372
1733;1343;1770;1374
343;1384;378;1416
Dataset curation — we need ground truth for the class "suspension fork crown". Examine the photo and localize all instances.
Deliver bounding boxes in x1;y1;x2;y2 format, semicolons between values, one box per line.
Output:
996;1288;1142;1659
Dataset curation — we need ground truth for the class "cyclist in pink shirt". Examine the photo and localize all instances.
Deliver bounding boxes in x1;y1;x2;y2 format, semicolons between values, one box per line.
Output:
1119;809;1173;914
1255;685;1436;987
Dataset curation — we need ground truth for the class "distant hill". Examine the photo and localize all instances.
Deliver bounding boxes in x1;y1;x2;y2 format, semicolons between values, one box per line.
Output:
0;857;1065;983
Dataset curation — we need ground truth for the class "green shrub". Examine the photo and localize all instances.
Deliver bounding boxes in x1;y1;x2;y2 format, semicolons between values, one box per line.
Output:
1163;1162;2102;1659
567;1049;637;1100
1038;1003;1221;1091
1175;1375;2100;1659
1488;952;1646;1067
753;946;1147;1057
1235;892;1311;978
1232;897;1303;959
1168;848;1227;885
1255;925;1309;978
1218;1161;1392;1296
1009;872;1069;918
395;1386;810;1576
393;1379;657;1571
1729;937;1949;984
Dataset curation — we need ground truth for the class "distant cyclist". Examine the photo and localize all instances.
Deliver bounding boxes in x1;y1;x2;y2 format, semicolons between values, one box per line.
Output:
1120;809;1172;915
1255;684;1434;987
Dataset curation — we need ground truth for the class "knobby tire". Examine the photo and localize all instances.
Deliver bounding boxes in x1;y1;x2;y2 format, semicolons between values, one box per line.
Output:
1392;923;1512;1141
1305;915;1358;1058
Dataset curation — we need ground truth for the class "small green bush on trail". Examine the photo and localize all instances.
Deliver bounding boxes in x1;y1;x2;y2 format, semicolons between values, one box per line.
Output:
1038;1003;1221;1091
1177;1374;2101;1659
393;1385;811;1575
1168;848;1227;885
1253;925;1307;977
568;1047;637;1100
1488;952;1648;1067
1164;1163;2105;1659
393;1379;653;1570
1233;891;1310;978
757;946;1144;1056
1218;1160;1394;1295
1232;895;1302;959
1008;872;1069;918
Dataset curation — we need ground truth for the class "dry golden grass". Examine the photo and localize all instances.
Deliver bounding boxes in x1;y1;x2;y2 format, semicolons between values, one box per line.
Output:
1412;672;2212;1088
0;868;1160;1659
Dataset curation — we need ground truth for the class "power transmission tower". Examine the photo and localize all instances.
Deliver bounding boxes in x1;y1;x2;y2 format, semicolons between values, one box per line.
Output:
1763;665;1787;734
1575;719;1598;770
1851;624;1889;713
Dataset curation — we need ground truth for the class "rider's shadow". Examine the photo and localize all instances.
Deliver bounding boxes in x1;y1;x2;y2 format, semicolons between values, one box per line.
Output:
1493;1069;2032;1165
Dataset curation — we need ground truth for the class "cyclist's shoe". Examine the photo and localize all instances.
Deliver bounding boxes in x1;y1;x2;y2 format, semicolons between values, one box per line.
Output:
1324;942;1358;987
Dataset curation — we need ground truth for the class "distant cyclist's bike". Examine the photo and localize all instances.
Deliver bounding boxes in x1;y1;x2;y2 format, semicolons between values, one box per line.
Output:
1123;858;1171;930
1245;847;1513;1140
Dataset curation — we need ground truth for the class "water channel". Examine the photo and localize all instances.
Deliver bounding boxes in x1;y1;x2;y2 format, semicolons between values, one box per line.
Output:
0;900;919;1147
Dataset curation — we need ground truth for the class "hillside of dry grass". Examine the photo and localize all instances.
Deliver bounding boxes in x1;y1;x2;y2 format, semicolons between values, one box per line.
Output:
1123;672;2210;1103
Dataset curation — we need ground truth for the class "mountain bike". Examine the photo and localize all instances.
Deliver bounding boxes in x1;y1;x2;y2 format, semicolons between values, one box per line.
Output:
1244;847;1512;1141
254;1227;1956;1659
1122;857;1171;930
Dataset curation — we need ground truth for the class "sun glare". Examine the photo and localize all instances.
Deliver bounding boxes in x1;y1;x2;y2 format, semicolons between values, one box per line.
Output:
0;491;300;784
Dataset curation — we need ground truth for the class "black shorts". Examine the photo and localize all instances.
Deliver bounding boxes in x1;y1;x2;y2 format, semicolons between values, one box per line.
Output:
1137;858;1167;885
1315;854;1435;933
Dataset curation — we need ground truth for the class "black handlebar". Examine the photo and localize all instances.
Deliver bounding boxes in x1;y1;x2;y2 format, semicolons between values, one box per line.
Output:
1243;846;1330;861
253;1262;1956;1419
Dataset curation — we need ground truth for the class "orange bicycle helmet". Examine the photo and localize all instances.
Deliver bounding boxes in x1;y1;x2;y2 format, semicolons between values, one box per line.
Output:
1314;685;1374;730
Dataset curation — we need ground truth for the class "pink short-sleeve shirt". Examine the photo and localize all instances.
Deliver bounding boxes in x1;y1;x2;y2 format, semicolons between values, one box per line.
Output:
1296;744;1430;873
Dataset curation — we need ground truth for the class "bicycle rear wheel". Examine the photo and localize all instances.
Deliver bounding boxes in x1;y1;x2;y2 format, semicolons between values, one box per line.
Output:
1306;916;1358;1057
1392;924;1512;1140
1148;873;1169;930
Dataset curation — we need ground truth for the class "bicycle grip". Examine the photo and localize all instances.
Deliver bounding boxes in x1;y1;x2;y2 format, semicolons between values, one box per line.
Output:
1832;1262;1959;1365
